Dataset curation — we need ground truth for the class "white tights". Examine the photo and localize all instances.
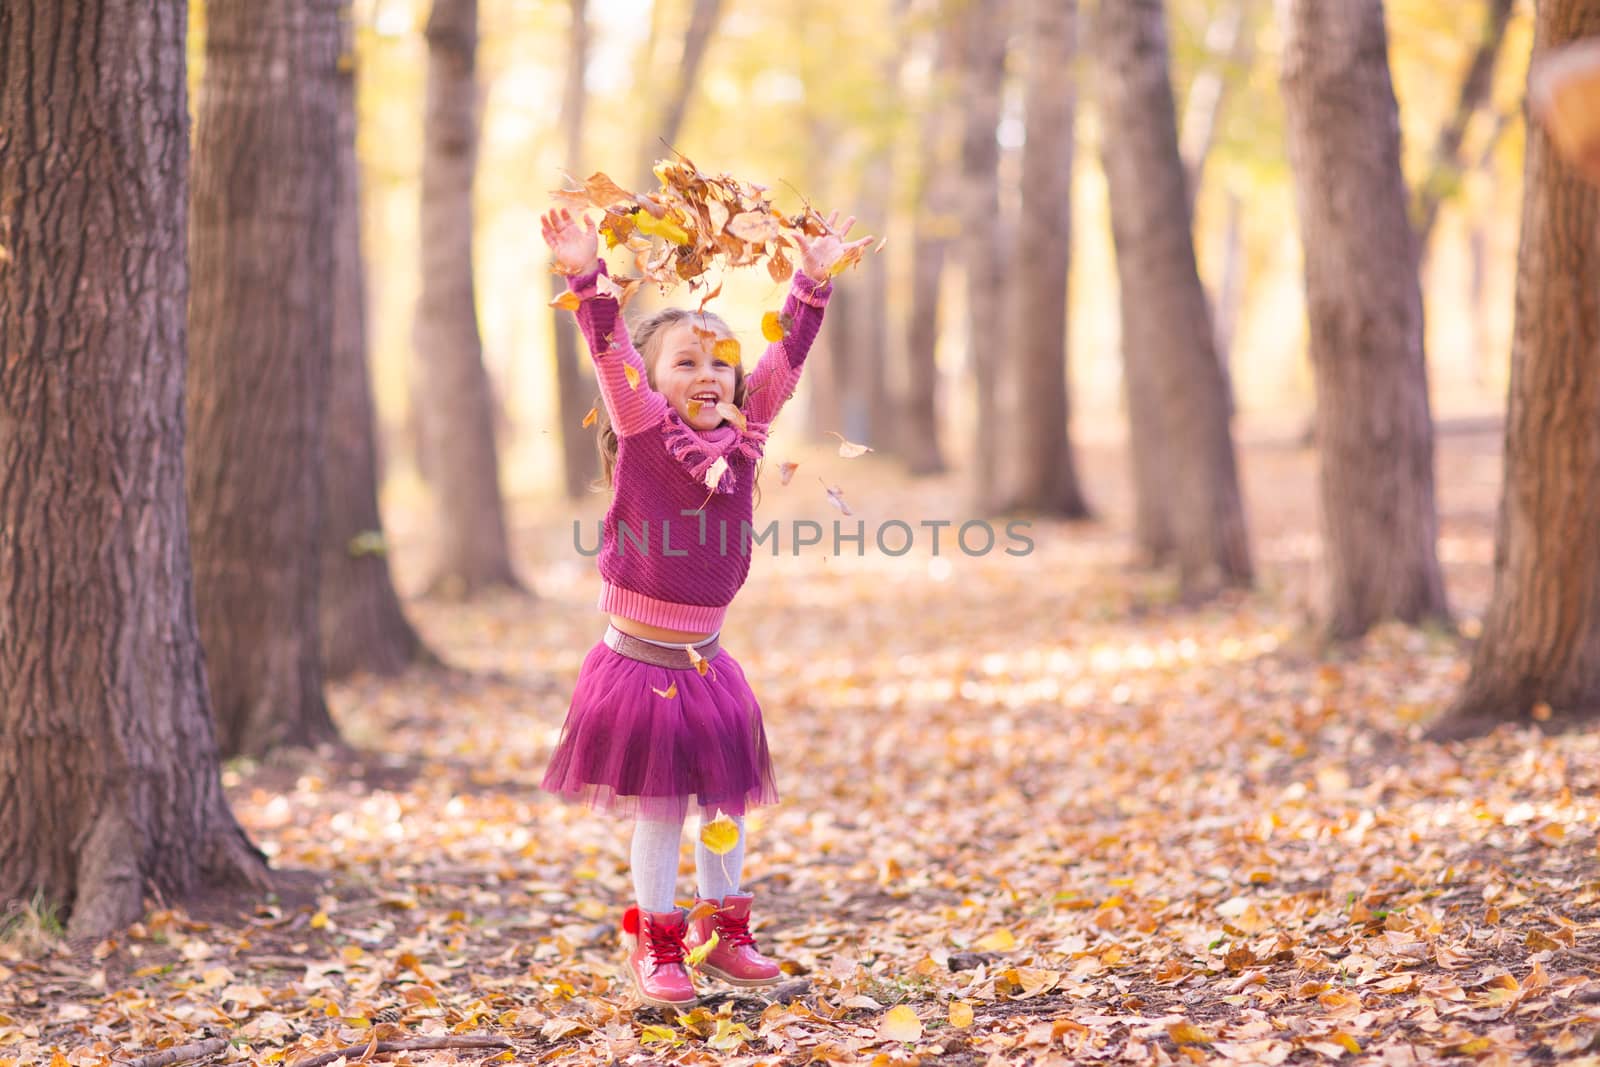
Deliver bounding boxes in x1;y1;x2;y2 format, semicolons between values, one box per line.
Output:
630;810;746;912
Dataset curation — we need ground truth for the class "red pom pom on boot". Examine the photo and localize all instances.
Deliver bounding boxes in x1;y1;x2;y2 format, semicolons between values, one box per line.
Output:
684;892;781;987
621;905;699;1009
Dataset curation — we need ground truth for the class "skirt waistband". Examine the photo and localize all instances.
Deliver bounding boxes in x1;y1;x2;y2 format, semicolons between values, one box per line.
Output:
603;625;721;669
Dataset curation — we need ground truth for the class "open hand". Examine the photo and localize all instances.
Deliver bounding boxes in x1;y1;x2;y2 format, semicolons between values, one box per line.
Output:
541;208;599;275
796;211;875;283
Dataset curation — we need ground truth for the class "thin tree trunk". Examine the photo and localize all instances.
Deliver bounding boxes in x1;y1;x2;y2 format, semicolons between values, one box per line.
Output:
552;0;599;500
1434;0;1600;739
1279;0;1449;639
188;0;341;757
1179;0;1252;215
1413;0;1516;260
959;0;1012;514
1011;0;1091;518
1097;0;1253;595
1213;189;1245;398
416;0;522;597
0;0;270;937
849;149;893;450
322;1;433;680
636;0;723;185
900;16;957;476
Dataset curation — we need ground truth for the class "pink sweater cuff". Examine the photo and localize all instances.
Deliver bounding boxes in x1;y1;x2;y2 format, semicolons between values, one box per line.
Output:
598;582;729;633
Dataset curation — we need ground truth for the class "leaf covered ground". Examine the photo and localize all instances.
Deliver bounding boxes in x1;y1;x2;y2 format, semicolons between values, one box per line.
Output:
3;428;1598;1067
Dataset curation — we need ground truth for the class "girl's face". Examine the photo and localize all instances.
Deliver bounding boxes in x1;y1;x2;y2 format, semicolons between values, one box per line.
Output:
652;319;739;431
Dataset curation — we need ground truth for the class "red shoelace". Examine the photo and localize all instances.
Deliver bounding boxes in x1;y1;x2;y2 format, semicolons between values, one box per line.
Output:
646;922;688;966
715;911;757;949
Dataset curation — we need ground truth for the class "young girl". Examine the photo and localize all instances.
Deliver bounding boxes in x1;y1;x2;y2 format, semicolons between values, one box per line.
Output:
538;206;871;1009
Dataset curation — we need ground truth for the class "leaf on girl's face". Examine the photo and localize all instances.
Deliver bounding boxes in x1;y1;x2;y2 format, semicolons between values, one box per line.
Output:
651;682;678;699
761;311;787;342
779;461;799;486
685;930;719;968
687;399;702;420
686;643;710;676
713;338;741;366
716;403;747;433
700;812;741;855
624;364;641;391
582;407;598;429
549;290;580;312
704;456;729;491
827;431;874;458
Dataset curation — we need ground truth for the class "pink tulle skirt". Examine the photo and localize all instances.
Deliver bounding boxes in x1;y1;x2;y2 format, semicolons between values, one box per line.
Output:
539;633;780;822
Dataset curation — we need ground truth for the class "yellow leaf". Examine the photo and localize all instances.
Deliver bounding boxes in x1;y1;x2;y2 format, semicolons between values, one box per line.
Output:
878;1005;923;1043
1167;1021;1213;1046
310;911;329;929
707;1018;753;1051
651;682;678;699
974;928;1016;952
827;431;873;458
713;337;742;367
624;364;641;391
685;900;718;925
685;931;719;968
716;402;746;432
340;944;364;963
687;399;702;419
686;644;710;676
704;456;729;491
761;311;786;342
640;1024;678;1046
582;406;597;429
549;290;580;312
634;209;691;245
700;812;741;855
948;1001;974;1028
1330;1032;1362;1055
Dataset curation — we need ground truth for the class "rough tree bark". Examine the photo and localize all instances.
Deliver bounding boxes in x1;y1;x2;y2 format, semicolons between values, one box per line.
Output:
1433;0;1600;739
551;0;599;500
0;0;270;937
188;0;341;757
1011;0;1091;518
1097;0;1253;595
415;0;522;597
322;1;433;679
1279;0;1449;639
959;0;1012;514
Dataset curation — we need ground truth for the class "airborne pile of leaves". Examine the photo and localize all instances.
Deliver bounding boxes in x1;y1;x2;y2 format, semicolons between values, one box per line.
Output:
3;432;1599;1067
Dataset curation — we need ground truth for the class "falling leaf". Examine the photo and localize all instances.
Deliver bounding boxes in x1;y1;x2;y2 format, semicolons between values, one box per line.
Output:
727;210;780;244
697;281;723;312
685;900;718;925
705;456;729;490
949;1001;974;1028
634;209;691;245
582;171;635;208
549;290;580;312
761;311;787;342
687;399;702;419
700;812;741;855
821;479;852;516
686;644;710;676
878;1005;923;1043
713;338;742;367
767;250;794;283
685;931;719;968
827;431;874;458
624;364;641;391
716;403;747;432
581;407;597;429
651;682;678;699
779;461;799;486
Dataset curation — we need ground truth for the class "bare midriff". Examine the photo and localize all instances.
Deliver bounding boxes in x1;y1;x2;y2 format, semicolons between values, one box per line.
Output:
608;614;716;645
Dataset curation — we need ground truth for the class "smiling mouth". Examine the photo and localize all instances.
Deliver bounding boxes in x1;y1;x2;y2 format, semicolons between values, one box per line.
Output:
691;392;720;405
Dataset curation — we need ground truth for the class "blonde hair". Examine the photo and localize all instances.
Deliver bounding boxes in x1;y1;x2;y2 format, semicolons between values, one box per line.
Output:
594;307;746;489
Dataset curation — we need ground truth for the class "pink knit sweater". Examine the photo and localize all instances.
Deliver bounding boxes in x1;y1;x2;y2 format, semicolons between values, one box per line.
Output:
568;260;833;632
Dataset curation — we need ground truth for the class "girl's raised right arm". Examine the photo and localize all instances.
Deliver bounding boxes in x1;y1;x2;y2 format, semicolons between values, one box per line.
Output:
543;210;666;437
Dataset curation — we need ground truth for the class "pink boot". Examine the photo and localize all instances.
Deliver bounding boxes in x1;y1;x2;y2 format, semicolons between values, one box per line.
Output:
621;906;699;1009
684;892;782;987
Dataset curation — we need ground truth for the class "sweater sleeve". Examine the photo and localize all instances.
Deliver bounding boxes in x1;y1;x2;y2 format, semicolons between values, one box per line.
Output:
743;270;833;427
567;260;668;438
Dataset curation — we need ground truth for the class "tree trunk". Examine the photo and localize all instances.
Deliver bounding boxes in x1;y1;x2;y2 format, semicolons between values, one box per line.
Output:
900;17;957;476
322;1;433;680
1010;0;1091;518
1279;0;1449;639
552;0;599;500
415;0;522;597
1179;0;1252;215
959;0;1012;514
1434;0;1600;740
848;151;893;451
188;0;341;757
1413;0;1516;260
0;0;270;937
636;0;723;186
1097;0;1253;595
